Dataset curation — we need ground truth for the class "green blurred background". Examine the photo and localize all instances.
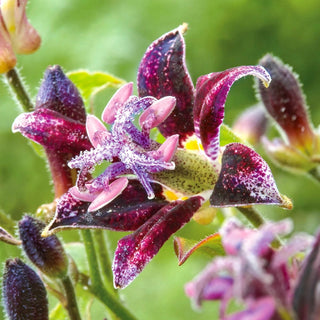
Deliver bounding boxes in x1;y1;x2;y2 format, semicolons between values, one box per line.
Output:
1;0;320;319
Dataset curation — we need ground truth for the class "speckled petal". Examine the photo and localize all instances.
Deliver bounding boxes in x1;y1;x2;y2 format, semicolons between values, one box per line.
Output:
210;143;286;207
44;180;169;236
12;108;92;153
113;196;204;289
258;54;315;154
137;25;195;144
194;66;271;161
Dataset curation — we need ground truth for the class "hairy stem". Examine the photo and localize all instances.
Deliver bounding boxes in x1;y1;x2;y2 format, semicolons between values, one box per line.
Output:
92;230;118;297
61;276;82;320
80;230;137;320
5;68;34;112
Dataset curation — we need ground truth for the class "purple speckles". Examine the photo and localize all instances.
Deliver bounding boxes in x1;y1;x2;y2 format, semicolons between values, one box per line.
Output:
137;25;195;144
210;143;285;207
194;66;271;162
113;196;203;288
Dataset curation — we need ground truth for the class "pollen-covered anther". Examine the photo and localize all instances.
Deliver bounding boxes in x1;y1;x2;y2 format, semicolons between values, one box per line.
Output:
88;177;129;212
150;134;179;162
102;82;133;124
86;114;111;147
139;96;176;131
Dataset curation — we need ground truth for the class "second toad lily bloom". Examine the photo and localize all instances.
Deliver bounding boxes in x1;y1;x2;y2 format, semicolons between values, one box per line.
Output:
44;26;291;288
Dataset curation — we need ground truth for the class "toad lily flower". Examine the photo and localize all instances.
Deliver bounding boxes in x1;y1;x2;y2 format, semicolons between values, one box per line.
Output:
0;0;41;73
185;218;318;320
258;54;320;176
44;26;290;289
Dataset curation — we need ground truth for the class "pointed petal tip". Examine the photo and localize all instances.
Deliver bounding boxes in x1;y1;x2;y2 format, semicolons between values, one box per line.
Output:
102;82;133;124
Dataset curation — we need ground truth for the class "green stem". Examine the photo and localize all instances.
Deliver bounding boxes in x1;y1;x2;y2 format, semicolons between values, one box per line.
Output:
236;206;266;228
92;230;118;296
61;276;82;320
5;68;34;112
80;230;137;320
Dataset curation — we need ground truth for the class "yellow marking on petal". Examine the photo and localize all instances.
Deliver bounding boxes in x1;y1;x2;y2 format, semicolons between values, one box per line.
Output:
184;136;203;151
163;189;188;201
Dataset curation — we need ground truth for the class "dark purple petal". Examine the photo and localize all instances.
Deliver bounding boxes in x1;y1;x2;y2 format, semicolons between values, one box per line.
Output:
258;54;315;153
3;258;48;320
19;216;68;279
194;66;271;161
113;196;204;288
12;108;92;153
210;143;289;207
293;229;320;320
137;25;195;144
36;65;86;124
44;180;169;235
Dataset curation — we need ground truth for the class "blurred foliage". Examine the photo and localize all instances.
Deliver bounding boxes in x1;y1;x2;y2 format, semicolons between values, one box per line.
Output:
1;0;320;319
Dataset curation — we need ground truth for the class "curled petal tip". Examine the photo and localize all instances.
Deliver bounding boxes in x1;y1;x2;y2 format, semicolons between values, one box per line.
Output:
102;82;133;124
179;22;188;34
88;177;129;212
280;194;293;210
139;96;176;130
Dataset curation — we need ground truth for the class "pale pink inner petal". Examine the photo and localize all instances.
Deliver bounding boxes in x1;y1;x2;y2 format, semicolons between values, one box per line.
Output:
102;82;133;124
88;177;129;212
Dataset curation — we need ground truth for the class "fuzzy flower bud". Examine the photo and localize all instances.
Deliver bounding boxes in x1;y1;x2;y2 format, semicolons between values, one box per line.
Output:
0;0;41;73
19;215;68;279
258;54;315;154
2;258;48;320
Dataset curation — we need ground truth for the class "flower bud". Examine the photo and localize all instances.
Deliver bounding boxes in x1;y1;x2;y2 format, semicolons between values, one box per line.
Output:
232;104;268;146
19;215;68;279
2;258;48;320
0;0;41;73
12;65;91;197
258;54;315;154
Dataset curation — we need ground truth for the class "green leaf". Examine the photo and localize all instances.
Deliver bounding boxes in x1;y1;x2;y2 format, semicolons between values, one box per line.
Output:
174;233;225;266
64;242;89;275
49;303;68;320
67;70;125;109
220;123;249;147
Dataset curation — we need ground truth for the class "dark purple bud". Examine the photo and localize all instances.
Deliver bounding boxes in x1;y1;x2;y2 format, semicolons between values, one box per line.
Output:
293;229;320;320
36;65;86;124
113;196;203;288
19;215;68;279
12;65;92;197
258;54;315;154
137;25;195;145
2;258;48;320
44;180;169;235
210;143;292;208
